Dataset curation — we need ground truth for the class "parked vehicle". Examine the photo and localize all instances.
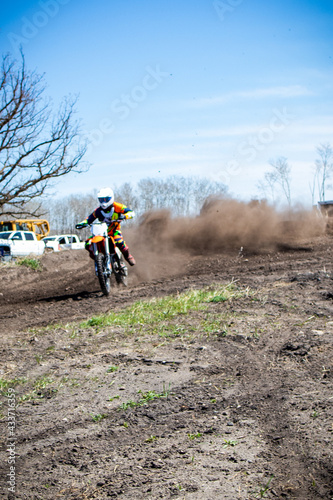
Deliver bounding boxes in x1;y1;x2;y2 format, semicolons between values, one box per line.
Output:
76;221;128;295
0;231;45;259
42;234;85;252
0;219;50;240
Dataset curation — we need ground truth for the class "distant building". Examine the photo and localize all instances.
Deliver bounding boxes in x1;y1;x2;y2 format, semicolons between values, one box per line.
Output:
318;201;333;217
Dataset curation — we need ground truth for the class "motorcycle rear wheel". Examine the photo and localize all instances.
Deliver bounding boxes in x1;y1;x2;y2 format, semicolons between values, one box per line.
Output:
114;254;128;287
95;254;111;296
116;267;128;286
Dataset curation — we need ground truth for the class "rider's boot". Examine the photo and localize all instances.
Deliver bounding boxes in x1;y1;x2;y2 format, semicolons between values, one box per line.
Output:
122;247;136;266
85;240;95;261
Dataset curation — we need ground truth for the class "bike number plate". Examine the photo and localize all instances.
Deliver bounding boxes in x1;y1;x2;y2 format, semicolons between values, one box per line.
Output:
91;223;108;237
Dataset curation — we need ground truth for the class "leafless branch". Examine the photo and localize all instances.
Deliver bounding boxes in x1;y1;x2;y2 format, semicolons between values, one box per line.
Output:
0;51;88;217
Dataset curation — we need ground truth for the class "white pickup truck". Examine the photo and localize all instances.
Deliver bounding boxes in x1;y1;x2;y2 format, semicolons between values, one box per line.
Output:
0;231;45;259
42;234;85;252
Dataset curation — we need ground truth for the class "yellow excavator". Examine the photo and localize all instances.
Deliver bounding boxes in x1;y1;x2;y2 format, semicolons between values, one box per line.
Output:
0;219;50;240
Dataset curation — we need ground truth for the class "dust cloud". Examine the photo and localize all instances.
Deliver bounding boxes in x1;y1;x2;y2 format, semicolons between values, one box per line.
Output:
130;199;325;250
125;198;325;280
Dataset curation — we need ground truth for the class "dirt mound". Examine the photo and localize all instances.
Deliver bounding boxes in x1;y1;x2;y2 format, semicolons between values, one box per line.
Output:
40;248;87;272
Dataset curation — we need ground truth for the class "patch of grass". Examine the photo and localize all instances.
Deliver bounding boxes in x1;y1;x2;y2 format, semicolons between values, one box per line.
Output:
201;314;229;336
158;324;188;338
18;391;36;403
0;377;28;395
16;257;42;271
252;327;263;338
257;475;274;498
188;432;203;440
137;389;167;404
207;295;229;303
119;399;137;411
118;385;172;411
79;282;252;334
145;435;158;443
34;375;53;390
17;375;54;403
223;439;238;448
107;365;118;373
35;354;43;364
69;378;81;387
108;395;120;401
91;413;107;422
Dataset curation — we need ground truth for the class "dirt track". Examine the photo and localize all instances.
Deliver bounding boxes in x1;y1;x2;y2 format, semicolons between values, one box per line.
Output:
0;207;333;499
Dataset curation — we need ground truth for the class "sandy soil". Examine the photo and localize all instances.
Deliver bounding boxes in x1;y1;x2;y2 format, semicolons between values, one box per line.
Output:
0;204;332;499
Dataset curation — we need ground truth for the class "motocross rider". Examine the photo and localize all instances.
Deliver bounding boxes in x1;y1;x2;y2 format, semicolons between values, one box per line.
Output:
76;187;136;266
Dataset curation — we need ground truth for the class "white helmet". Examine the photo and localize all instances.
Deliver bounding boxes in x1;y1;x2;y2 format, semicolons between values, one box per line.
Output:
97;187;114;211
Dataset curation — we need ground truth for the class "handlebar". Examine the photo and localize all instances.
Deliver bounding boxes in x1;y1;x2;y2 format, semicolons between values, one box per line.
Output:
76;215;126;230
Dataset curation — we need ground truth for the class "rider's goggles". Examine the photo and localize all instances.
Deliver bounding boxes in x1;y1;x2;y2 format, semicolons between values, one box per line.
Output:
98;196;112;203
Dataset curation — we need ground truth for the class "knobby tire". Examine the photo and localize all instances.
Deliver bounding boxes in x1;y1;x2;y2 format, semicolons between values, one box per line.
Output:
95;253;111;296
114;253;128;287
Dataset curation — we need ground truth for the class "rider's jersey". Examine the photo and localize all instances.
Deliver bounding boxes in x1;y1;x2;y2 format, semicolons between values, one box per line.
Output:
86;202;134;236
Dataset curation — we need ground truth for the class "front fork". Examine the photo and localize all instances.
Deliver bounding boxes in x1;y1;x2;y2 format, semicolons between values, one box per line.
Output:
93;239;112;276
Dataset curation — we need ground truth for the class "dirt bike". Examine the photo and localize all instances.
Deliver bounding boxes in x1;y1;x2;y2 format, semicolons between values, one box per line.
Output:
77;220;128;296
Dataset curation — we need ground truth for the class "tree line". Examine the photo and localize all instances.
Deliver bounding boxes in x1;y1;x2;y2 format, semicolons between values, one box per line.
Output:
42;175;228;235
257;143;333;208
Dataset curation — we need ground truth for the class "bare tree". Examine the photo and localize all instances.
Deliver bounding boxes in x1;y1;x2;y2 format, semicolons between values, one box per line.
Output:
257;171;278;204
192;177;227;213
136;175;227;216
314;142;333;202
137;178;157;212
269;157;292;207
42;193;96;235
258;157;292;206
309;177;316;207
115;182;139;211
0;52;88;217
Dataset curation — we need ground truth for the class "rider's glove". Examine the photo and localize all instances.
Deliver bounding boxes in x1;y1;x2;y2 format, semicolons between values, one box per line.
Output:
123;211;135;220
111;213;126;221
76;221;88;229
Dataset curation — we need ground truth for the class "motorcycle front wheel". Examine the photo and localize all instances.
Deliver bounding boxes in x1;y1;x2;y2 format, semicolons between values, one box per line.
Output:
95;254;111;296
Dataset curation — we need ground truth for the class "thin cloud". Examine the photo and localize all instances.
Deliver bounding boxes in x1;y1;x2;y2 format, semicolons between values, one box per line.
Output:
188;85;312;108
100;153;199;166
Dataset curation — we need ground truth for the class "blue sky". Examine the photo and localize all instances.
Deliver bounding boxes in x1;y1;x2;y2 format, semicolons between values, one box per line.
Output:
1;0;333;206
